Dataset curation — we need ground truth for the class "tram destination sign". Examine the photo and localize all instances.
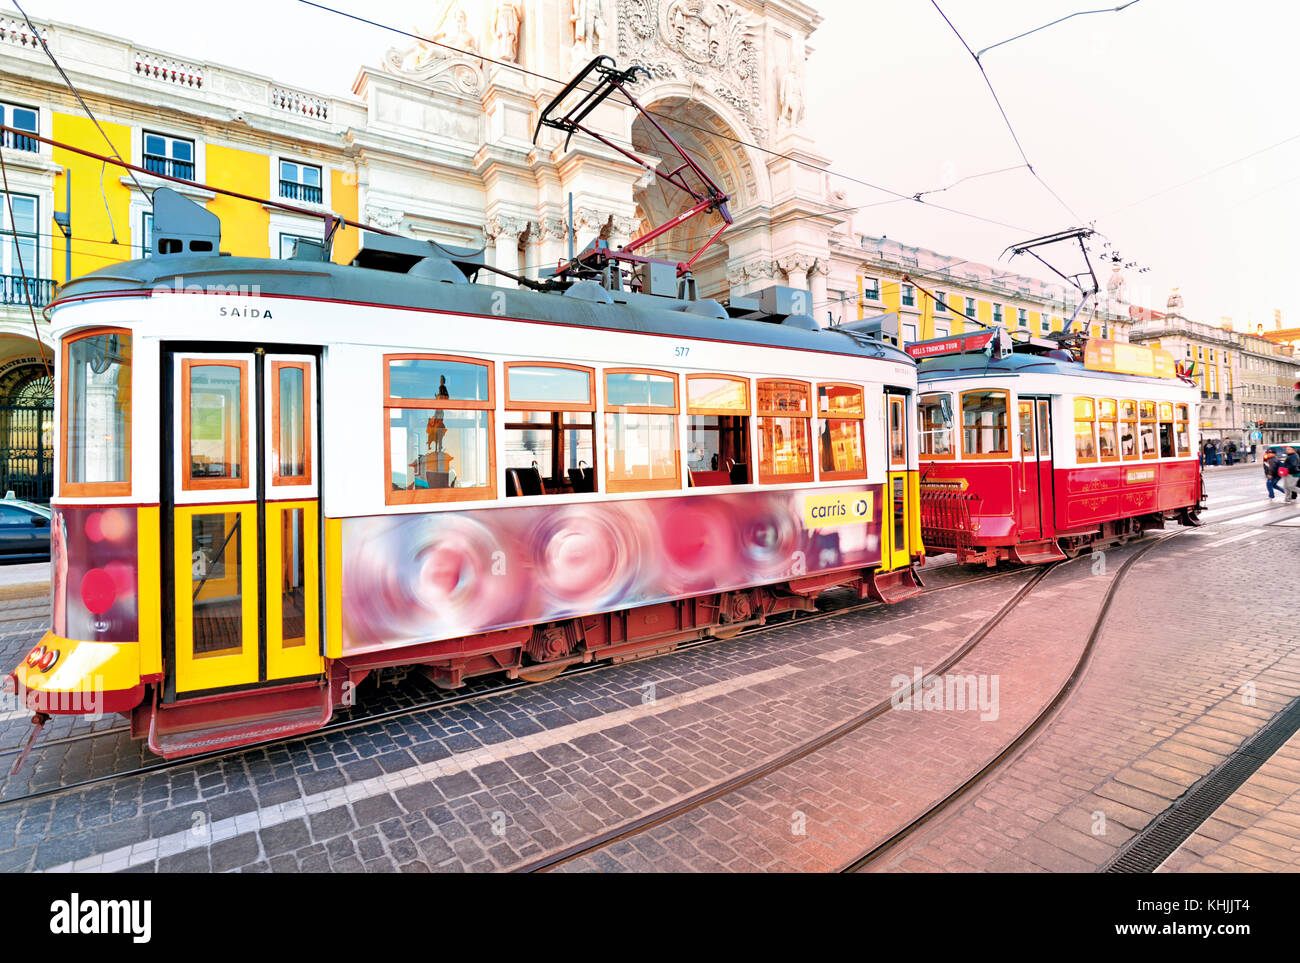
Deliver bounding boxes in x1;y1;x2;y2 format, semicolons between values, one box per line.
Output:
904;331;995;359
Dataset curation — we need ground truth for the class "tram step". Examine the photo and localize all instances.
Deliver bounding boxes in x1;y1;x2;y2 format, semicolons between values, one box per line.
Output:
146;684;332;759
1009;539;1068;565
865;566;925;605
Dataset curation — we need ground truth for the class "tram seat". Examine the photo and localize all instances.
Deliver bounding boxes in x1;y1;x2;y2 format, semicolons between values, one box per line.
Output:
729;462;749;485
689;469;732;487
507;467;546;497
567;466;595;492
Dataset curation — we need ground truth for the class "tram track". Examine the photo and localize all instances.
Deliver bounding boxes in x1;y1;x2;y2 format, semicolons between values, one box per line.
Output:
0;562;1024;808
520;503;1278;873
840;528;1187;873
518;562;1063;872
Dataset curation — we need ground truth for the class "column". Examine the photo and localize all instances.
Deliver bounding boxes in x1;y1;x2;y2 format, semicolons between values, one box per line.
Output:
484;214;528;288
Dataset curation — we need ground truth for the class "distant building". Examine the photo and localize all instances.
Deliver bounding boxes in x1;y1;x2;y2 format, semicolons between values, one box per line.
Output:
843;238;1132;345
1128;292;1300;447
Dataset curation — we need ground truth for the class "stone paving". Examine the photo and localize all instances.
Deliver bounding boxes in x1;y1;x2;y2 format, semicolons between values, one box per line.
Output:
866;471;1300;873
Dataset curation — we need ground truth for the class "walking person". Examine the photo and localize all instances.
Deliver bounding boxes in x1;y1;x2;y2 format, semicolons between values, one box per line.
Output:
1264;449;1282;500
1284;446;1300;501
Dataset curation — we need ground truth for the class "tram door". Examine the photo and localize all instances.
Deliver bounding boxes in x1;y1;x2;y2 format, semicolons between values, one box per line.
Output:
884;391;912;569
1017;396;1054;539
164;349;323;698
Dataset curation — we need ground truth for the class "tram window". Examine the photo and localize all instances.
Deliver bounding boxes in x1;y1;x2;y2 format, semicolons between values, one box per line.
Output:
918;392;953;458
504;364;596;496
687;375;751;486
604;369;680;493
817;383;866;479
1158;402;1175;458
1098;399;1119;462
1176;404;1191;456
959;389;1009;458
272;362;310;486
1074;398;1098;464
1119;400;1138;460
758;380;813;482
1018;400;1035;457
385;354;495;503
1139;401;1158;460
888;397;906;468
183;361;247;489
63;329;132;495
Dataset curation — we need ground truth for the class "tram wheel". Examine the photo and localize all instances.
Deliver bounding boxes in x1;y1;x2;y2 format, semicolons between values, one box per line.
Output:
518;663;568;683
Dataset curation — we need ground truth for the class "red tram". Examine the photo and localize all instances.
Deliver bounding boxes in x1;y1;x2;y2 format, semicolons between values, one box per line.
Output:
915;329;1204;565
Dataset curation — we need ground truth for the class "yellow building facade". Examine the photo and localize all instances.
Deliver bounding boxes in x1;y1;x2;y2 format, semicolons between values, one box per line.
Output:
1;15;363;499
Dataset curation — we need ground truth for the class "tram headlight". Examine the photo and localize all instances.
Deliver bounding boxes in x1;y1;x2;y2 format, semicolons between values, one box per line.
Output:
37;649;59;672
24;646;45;667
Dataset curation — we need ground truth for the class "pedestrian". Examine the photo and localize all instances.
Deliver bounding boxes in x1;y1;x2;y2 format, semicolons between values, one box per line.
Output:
1284;446;1300;501
1205;439;1218;466
1264;449;1282;500
1226;441;1237;466
1250;443;1258;463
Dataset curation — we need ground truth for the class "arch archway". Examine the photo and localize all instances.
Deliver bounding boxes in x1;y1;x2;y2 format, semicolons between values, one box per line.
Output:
0;361;54;502
630;94;767;300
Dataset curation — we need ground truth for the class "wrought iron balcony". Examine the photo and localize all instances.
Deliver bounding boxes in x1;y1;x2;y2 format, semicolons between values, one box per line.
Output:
1;275;54;307
1;128;37;152
279;179;322;204
143;153;194;180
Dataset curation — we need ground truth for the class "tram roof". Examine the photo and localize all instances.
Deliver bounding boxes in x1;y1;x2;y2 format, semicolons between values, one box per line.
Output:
916;350;1195;389
52;254;915;368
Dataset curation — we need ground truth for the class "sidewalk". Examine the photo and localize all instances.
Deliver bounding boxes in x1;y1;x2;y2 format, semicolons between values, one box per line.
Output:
0;561;50;601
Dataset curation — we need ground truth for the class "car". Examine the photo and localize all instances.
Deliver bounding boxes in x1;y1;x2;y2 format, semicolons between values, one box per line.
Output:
0;497;51;561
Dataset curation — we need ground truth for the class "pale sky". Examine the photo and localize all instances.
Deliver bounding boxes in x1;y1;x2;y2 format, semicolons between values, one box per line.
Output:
19;0;1300;331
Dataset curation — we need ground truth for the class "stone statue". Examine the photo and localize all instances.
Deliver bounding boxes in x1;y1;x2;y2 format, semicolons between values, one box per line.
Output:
492;1;521;63
570;0;606;70
778;62;804;129
387;1;479;72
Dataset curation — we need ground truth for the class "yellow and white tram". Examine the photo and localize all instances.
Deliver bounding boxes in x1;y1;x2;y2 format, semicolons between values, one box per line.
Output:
11;190;925;759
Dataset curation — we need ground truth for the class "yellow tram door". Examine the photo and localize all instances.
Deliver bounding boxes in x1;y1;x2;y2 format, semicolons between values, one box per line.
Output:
883;392;912;569
167;351;323;698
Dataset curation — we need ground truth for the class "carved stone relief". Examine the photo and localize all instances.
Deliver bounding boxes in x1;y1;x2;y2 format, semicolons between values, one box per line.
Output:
618;0;764;140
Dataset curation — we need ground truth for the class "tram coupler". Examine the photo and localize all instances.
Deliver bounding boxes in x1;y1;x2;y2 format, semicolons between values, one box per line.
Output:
10;711;50;775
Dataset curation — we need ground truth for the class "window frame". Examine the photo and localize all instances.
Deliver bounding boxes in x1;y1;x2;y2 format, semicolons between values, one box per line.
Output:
142;130;196;179
1097;398;1120;463
270;360;312;487
278;159;324;204
1139;400;1159;461
685;373;751;417
382;353;497;505
1018;399;1035;458
959;388;1011;459
901;284;916;308
1119;399;1139;461
1073;396;1098;465
816;382;867;481
505;362;596;413
181;357;250;492
757;378;814;484
919;391;956;460
1175;404;1191;457
60;327;133;498
603;367;681;494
